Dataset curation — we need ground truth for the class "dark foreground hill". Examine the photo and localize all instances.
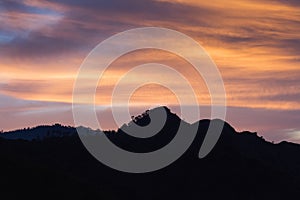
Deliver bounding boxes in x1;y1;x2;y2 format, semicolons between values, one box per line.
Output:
0;106;300;199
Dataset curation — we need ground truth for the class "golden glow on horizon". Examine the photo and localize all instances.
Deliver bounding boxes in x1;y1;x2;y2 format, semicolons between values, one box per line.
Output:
129;84;180;106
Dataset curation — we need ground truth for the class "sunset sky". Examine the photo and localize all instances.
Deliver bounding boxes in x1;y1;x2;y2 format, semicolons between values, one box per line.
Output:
1;0;300;143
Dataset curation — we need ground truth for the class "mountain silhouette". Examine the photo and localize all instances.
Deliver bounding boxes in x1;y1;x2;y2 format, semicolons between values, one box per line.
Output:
0;106;300;199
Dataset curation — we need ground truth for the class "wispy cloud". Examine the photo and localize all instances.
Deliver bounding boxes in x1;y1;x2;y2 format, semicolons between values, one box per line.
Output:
1;0;300;139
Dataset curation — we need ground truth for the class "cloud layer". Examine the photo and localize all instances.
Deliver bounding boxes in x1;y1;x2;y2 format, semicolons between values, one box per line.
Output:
1;0;300;141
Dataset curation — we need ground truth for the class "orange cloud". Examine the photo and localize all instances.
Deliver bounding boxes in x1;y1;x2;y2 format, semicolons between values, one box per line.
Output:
1;0;300;111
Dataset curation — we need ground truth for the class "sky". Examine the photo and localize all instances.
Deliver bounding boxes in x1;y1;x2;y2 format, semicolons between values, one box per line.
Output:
0;0;300;143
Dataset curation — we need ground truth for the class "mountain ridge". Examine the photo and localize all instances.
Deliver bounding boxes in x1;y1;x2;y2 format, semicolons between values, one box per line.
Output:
0;106;300;199
0;106;280;145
